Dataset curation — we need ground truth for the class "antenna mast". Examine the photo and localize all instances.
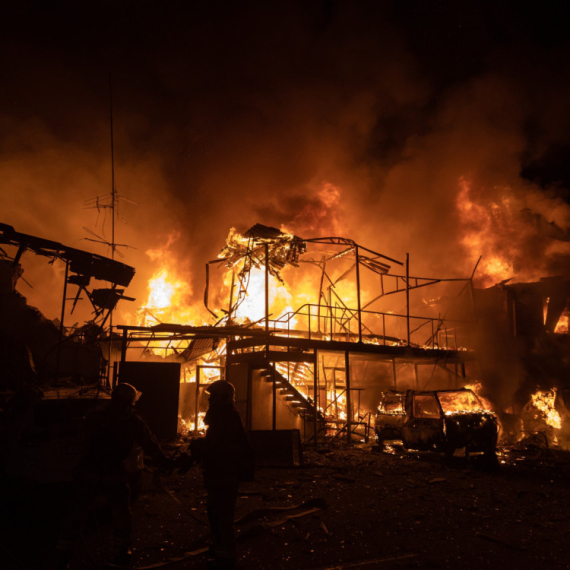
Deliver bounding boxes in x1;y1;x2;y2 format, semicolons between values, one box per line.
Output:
83;76;138;388
109;74;116;261
108;74;116;388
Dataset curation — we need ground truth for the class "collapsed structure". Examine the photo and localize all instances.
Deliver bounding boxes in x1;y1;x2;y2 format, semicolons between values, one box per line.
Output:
2;221;569;453
117;224;478;445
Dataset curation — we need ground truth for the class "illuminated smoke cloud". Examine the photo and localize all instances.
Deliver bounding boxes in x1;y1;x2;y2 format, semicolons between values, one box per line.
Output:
1;2;569;320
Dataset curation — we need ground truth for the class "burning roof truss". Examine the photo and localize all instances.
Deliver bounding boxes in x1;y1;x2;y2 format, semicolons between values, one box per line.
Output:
203;224;473;351
219;224;306;280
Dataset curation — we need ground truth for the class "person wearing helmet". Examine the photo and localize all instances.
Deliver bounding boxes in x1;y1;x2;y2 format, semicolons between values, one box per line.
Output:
54;383;171;570
195;380;253;570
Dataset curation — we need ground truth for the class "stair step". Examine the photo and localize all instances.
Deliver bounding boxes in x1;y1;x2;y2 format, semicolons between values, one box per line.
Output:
269;366;324;417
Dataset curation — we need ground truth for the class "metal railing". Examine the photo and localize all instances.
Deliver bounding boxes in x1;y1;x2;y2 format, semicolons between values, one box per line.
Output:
267;303;470;350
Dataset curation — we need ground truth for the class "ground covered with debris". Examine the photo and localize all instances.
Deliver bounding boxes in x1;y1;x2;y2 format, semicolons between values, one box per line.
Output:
3;442;570;570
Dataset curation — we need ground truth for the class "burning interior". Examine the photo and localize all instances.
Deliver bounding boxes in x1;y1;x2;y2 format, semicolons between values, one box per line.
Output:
115;222;481;447
2;219;570;459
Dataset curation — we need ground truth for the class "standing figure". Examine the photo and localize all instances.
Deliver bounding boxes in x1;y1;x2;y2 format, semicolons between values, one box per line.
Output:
54;383;171;570
196;380;253;570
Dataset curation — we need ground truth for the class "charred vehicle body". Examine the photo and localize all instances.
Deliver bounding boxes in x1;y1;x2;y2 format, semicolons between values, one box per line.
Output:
374;389;498;458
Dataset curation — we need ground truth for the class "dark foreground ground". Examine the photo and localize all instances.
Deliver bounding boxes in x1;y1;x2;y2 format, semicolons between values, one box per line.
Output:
2;442;570;570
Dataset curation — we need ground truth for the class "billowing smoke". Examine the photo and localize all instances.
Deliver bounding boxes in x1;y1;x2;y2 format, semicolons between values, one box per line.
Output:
1;3;570;409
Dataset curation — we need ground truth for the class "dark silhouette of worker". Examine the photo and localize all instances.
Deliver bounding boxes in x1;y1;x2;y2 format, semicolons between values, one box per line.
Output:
54;383;171;570
193;380;253;570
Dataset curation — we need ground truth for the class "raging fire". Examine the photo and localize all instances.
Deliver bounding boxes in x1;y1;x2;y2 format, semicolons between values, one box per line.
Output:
438;390;492;416
139;267;202;328
463;382;493;411
456;179;513;287
530;388;562;430
178;413;206;434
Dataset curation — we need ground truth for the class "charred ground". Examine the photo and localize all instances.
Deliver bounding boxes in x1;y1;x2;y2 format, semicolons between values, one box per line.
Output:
3;442;570;570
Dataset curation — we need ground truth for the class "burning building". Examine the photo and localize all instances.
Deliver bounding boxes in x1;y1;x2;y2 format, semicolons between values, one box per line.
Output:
3;216;570;456
116;223;479;448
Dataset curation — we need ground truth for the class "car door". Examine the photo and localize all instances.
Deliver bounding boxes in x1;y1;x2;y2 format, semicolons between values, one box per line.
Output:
402;392;443;450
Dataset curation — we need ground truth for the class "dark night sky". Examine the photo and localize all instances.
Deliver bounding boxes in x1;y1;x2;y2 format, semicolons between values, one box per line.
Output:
2;0;570;319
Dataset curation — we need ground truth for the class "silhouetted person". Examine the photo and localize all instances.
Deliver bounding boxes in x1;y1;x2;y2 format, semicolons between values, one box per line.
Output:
193;380;253;570
54;383;171;570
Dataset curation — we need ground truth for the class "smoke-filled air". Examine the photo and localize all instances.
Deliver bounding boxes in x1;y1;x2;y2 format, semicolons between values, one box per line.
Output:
1;2;570;327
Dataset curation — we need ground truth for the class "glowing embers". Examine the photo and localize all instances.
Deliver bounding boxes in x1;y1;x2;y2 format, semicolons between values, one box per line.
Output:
530;388;562;430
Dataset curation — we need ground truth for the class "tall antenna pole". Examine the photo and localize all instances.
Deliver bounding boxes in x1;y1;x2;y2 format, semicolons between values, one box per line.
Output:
108;74;115;387
109;74;116;261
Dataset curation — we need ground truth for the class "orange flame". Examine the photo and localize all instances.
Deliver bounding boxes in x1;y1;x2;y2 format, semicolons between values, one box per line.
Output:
463;382;493;411
229;266;297;325
530;388;561;430
438;389;491;415
456;179;514;287
178;413;206;434
555;315;569;334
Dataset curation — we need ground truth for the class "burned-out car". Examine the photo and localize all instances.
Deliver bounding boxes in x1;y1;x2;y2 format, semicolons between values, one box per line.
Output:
375;389;498;458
